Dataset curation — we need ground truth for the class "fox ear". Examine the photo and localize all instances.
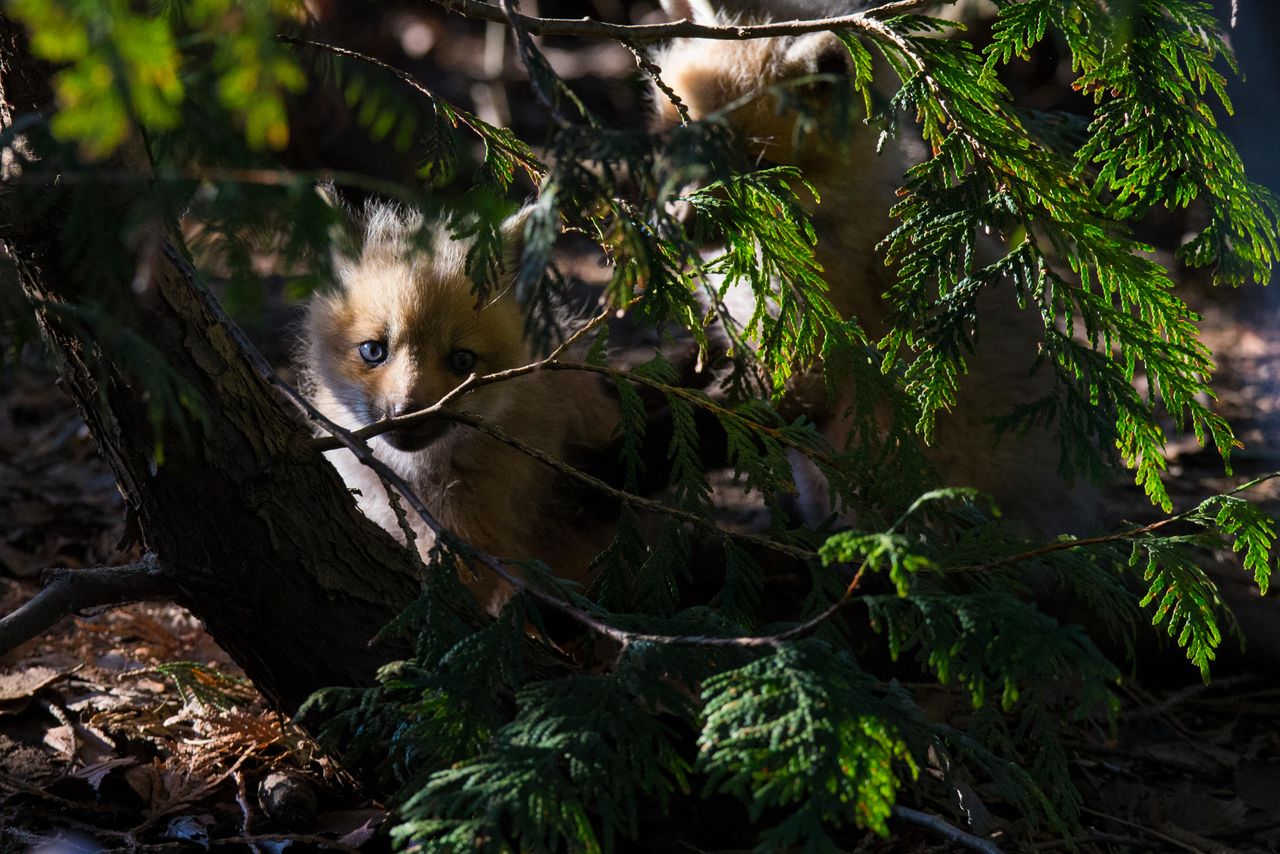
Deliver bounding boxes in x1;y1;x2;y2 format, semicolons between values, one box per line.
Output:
499;205;532;281
315;183;361;283
315;182;342;210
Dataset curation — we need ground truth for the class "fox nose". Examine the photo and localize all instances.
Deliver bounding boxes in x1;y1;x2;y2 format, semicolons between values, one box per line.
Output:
391;400;424;419
383;398;448;452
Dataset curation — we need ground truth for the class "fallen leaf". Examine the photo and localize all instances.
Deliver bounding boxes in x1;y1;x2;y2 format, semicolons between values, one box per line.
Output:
165;814;213;847
0;666;68;704
73;756;138;791
42;723;76;759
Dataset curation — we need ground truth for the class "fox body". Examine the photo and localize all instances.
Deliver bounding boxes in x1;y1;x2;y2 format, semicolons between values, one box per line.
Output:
654;0;898;337
303;203;620;612
653;0;1099;534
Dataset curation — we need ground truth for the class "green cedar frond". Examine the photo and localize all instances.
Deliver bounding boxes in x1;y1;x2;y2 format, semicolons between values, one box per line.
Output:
587;508;649;612
10;0;304;156
820;531;933;595
687;167;867;394
147;661;253;711
699;641;918;844
633;520;690;616
876;9;1252;507
710;540;766;629
1133;534;1230;680
1193;494;1277;594
395;677;690;853
864;589;1118;712
665;391;714;512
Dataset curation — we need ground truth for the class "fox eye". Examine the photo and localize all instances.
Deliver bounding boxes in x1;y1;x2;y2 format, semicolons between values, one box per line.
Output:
446;349;477;376
358;340;388;365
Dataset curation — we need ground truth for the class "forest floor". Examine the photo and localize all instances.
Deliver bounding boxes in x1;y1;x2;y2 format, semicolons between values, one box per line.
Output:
1;285;1279;853
3;1;1279;847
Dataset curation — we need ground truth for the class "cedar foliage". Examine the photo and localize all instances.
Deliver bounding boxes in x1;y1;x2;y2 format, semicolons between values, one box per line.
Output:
3;0;1278;849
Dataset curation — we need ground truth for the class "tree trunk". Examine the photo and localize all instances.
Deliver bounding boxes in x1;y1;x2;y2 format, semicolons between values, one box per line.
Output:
0;21;424;714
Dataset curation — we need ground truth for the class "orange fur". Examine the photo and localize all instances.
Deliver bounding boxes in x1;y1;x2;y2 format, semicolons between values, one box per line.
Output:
303;204;620;612
653;0;1099;534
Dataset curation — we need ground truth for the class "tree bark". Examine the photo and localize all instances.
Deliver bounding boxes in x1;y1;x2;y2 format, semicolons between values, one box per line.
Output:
0;21;426;714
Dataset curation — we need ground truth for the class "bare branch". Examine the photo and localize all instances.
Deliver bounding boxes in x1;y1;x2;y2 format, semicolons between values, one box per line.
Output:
0;556;175;656
314;356;846;470
546;300;618;361
891;806;1003;854
426;0;956;44
624;40;689;124
962;470;1280;574
276;34;545;179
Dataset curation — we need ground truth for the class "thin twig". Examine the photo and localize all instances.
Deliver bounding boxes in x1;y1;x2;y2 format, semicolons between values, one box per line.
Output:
546;299;618;361
498;0;574;126
0;557;174;657
162;244;879;650
313;356;846;470
625;40;689;124
276;34;544;179
1079;806;1207;854
891;805;1003;854
433;408;817;562
962;470;1280;574
428;0;954;44
1034;832;1151;851
234;772;258;854
307;338;861;565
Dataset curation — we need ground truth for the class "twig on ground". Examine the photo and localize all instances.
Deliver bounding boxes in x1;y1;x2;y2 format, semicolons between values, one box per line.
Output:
891;805;1003;854
0;556;174;657
210;834;360;852
1079;806;1208;854
1034;832;1151;850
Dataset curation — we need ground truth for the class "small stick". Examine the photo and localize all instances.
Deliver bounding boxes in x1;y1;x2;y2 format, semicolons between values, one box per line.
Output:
891;805;1004;854
0;558;174;656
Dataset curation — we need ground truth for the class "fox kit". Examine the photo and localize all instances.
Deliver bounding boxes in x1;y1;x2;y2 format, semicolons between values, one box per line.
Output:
303;201;621;613
653;0;1099;534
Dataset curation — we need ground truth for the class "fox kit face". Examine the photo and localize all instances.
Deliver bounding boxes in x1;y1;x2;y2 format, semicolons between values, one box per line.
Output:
307;205;531;452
